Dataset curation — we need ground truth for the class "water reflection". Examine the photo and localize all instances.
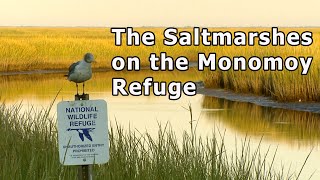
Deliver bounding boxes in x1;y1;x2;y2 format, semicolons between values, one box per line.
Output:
202;96;320;147
0;69;201;100
0;70;319;179
1;71;320;147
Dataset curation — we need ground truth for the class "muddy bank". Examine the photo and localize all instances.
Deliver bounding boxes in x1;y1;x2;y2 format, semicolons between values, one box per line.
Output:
197;87;320;114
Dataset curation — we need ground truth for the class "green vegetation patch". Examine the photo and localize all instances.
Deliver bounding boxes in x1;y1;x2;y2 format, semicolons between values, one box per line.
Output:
0;102;309;179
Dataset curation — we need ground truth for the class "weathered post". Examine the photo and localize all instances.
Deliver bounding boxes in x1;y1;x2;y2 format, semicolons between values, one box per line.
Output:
75;93;92;180
75;94;89;101
78;164;92;180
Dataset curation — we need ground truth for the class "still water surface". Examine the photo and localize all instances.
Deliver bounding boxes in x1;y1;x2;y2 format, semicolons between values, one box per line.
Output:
1;70;319;179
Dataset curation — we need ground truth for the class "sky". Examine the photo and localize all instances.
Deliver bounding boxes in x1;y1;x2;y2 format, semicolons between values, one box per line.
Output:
1;0;320;27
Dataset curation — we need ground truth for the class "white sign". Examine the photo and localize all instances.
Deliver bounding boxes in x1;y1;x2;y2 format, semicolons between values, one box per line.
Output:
57;99;109;165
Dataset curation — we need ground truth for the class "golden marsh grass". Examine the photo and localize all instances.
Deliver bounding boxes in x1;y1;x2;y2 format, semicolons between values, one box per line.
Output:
200;28;320;101
1;27;319;101
0;27;199;71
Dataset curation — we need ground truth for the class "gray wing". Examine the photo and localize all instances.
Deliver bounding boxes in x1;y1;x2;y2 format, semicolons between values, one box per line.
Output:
68;61;80;76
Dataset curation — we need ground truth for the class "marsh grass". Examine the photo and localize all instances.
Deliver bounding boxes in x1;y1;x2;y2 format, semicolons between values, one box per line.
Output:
0;27;198;72
201;29;320;102
0;101;311;179
203;68;320;102
1;27;320;101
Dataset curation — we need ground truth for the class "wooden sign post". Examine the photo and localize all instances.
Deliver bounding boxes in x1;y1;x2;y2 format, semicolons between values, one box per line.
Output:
76;94;91;180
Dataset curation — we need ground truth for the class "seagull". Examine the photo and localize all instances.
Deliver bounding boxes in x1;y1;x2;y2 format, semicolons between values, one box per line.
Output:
67;53;95;95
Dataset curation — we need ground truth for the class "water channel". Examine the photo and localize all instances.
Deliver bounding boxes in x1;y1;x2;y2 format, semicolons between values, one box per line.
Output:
1;69;319;179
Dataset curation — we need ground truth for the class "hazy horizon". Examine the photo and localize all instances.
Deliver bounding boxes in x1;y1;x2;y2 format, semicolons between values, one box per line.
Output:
1;0;320;27
1;25;320;28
